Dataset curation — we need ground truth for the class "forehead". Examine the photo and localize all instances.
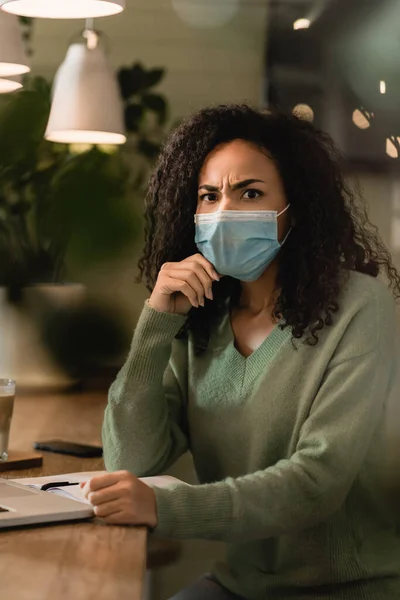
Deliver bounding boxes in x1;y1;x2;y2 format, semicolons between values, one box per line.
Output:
199;139;277;182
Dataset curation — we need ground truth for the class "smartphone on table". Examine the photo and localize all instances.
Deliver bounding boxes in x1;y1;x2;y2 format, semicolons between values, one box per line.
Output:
33;440;103;458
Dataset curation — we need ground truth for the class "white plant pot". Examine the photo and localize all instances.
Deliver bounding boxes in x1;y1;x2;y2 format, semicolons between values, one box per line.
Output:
0;285;85;391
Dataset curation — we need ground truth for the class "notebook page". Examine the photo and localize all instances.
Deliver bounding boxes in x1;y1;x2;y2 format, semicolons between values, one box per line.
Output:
10;471;107;488
46;485;90;504
11;472;182;505
44;476;181;504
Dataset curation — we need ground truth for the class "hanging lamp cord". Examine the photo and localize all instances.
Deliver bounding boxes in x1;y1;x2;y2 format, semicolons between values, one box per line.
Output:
83;18;99;49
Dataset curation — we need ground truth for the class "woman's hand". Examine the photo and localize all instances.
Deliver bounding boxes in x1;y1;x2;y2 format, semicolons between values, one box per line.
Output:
148;253;220;315
81;471;158;528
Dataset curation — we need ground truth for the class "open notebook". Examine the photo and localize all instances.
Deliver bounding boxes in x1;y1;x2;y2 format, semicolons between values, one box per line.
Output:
11;472;180;505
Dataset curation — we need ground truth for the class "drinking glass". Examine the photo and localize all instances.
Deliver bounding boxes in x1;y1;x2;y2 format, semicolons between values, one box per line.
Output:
0;379;16;462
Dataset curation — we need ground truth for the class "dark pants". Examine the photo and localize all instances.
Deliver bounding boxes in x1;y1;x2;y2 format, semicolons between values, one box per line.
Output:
168;574;245;600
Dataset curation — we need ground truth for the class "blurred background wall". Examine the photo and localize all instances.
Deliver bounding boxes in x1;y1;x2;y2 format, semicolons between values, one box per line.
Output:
266;0;400;273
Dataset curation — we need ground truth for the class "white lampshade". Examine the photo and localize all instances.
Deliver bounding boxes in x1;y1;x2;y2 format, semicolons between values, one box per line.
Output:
45;43;126;145
0;0;125;19
0;78;23;93
0;12;29;76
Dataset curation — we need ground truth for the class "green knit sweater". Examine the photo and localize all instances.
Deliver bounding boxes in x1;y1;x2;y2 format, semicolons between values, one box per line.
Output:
103;271;400;600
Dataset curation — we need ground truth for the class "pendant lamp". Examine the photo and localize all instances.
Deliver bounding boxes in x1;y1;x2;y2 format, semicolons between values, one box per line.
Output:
0;12;30;76
0;0;125;19
45;33;126;145
0;78;23;93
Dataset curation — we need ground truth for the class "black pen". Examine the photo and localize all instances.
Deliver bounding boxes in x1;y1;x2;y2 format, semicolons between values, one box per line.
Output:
40;481;80;491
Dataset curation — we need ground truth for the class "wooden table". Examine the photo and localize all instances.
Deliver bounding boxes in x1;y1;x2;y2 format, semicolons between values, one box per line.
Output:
0;391;147;600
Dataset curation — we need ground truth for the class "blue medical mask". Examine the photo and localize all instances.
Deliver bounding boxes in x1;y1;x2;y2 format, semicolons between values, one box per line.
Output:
194;205;290;282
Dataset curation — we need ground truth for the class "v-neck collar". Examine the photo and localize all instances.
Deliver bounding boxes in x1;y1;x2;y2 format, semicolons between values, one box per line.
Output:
208;308;291;390
228;315;290;364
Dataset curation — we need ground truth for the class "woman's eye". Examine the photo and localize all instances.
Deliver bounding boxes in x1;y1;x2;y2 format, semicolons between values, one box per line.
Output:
243;189;262;200
200;193;218;202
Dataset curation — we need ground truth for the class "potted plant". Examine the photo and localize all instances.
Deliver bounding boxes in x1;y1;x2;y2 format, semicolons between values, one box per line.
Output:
0;65;169;389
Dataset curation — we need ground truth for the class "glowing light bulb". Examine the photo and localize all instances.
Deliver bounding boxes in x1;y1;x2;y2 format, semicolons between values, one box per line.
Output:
293;18;311;30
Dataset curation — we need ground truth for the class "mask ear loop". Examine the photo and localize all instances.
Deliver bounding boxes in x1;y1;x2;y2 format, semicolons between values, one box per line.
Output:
277;203;290;218
277;204;292;245
280;228;292;246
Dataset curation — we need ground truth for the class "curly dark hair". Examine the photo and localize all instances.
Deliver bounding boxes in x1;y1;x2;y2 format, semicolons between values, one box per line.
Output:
138;104;400;352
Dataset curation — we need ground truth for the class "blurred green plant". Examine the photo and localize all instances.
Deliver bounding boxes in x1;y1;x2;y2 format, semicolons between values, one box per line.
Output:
0;76;137;299
0;64;169;376
0;62;170;298
118;62;169;191
119;62;167;145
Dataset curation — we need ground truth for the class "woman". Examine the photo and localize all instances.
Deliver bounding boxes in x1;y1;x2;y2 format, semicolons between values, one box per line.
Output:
82;105;400;599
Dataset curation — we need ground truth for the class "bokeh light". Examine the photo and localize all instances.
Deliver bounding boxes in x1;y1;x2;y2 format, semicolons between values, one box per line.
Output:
293;103;314;122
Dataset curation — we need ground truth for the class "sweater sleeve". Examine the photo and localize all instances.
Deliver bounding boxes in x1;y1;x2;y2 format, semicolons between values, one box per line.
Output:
102;301;189;477
151;284;399;542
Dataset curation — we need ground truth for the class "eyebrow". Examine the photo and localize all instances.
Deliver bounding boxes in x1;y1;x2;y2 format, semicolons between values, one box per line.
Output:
198;179;266;193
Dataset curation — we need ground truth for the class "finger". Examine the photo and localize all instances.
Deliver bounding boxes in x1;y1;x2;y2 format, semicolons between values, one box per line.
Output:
186;254;220;281
93;499;122;518
84;471;128;494
187;269;213;303
181;264;214;301
162;263;214;301
160;261;174;271
163;276;199;308
163;269;207;305
162;257;219;287
88;486;122;506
